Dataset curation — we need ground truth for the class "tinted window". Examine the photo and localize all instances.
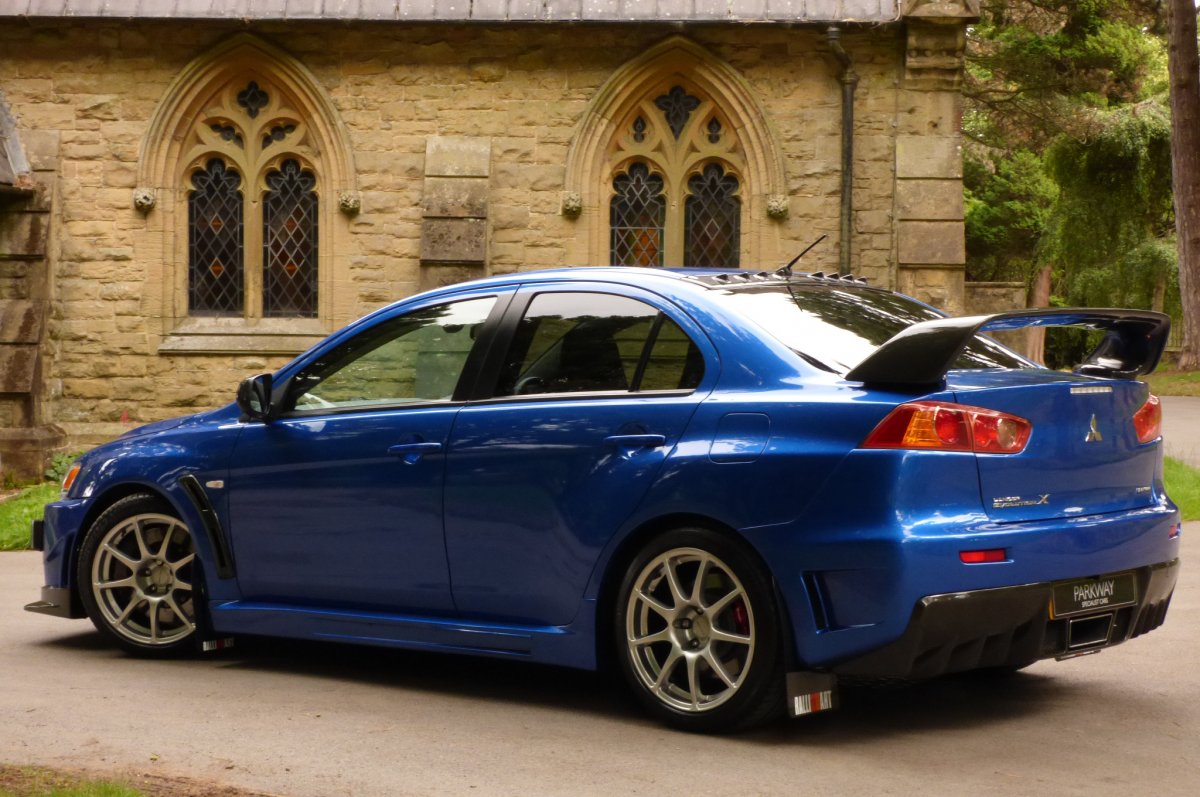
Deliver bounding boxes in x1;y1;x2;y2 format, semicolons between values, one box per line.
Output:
497;292;703;396
288;296;496;411
640;317;704;391
716;285;1029;374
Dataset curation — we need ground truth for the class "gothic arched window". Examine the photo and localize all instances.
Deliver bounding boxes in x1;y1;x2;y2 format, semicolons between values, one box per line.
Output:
183;78;319;318
606;83;745;268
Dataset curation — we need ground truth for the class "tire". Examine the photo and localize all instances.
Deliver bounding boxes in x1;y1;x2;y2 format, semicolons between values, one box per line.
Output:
77;493;202;657
614;527;785;733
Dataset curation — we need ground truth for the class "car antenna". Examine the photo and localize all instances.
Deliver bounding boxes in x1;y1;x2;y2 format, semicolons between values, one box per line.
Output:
774;234;828;278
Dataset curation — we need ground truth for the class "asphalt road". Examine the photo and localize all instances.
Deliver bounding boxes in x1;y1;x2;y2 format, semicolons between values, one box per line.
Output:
1162;395;1200;468
0;531;1195;797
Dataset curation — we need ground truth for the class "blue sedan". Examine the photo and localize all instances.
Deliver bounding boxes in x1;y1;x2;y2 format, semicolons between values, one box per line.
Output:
27;267;1181;732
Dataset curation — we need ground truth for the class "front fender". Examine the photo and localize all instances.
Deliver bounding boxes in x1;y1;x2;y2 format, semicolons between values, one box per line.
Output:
46;419;244;604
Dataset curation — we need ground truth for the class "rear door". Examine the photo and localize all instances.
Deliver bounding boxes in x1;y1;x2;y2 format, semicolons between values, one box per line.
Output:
443;284;716;625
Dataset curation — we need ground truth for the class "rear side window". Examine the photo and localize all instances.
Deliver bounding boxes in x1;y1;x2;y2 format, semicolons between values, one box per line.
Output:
496;292;704;397
716;285;1029;374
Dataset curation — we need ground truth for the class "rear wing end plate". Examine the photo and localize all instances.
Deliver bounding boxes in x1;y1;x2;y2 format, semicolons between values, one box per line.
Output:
845;308;1170;390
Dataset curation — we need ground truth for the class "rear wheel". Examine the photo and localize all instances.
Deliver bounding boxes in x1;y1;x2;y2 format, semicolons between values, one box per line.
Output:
615;528;784;733
77;494;201;656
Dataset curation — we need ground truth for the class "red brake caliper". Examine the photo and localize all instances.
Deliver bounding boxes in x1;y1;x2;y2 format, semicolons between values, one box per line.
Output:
732;598;750;635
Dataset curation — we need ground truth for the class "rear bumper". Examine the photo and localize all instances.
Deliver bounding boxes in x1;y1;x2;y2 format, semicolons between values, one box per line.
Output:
24;585;85;619
831;558;1179;678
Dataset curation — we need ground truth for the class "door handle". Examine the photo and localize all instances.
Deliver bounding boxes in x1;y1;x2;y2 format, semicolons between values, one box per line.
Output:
603;434;667;449
387;441;444;464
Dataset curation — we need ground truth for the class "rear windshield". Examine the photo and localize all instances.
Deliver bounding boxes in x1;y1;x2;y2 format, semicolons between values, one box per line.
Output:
714;284;1031;375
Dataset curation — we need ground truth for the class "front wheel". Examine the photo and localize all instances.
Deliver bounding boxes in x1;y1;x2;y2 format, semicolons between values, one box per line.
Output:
615;528;785;733
77;494;201;656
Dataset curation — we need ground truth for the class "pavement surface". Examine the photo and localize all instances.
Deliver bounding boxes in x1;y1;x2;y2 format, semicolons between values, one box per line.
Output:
3;398;1198;796
1162;395;1200;468
0;531;1196;797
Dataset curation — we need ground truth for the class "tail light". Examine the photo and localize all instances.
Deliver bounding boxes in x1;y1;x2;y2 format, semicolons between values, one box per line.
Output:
1133;394;1161;444
862;401;1032;454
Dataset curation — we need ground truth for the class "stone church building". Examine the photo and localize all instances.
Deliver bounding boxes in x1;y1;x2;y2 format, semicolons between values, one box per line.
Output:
0;0;997;479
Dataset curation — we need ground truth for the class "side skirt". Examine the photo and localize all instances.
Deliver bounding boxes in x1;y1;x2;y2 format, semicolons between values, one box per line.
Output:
208;599;598;670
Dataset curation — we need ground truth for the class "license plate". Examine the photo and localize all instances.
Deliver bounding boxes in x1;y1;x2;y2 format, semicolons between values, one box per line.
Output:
1051;573;1137;618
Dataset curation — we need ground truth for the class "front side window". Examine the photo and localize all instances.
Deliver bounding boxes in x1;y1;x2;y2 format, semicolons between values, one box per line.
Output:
497;292;703;397
288;296;496;412
185;79;319;319
607;83;744;268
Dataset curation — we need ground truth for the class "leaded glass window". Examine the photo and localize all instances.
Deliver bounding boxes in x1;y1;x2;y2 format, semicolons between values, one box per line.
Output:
188;159;244;315
263;159;318;318
685;164;741;268
654;85;701;139
611;163;666;268
181;75;323;322
606;82;746;269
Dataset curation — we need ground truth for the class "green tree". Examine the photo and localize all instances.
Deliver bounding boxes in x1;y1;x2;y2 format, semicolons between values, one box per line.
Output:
1041;102;1176;311
963;0;1178;364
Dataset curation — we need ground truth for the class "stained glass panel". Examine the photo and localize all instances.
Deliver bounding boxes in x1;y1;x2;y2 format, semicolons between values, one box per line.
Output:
610;163;665;268
685;163;741;268
188;159;244;315
654;85;701;139
237;81;269;118
262;123;296;149
707;117;722;144
263;159;318;318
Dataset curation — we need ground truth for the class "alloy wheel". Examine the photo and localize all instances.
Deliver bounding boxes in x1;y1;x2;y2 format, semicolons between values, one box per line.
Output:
90;513;197;646
624;546;755;713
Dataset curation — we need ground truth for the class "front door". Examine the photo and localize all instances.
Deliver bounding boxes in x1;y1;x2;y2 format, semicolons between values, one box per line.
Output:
227;294;499;614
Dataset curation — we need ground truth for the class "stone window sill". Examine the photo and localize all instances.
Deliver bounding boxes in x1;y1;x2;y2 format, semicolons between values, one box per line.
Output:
158;317;328;355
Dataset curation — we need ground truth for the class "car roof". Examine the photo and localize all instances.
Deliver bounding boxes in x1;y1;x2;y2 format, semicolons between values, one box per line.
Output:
408;266;880;304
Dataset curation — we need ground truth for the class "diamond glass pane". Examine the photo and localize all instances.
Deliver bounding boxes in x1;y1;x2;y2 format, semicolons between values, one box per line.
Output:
685;164;741;268
610;163;665;268
263;159;319;318
188;159;244;315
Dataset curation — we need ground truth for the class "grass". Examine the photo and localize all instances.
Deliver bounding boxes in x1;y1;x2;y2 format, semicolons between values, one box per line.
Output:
1165;457;1200;521
1146;369;1200;396
0;483;60;551
0;766;143;797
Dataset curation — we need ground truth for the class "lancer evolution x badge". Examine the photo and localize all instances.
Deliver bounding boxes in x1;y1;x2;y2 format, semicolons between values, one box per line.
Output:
992;494;1051;509
1085;414;1103;443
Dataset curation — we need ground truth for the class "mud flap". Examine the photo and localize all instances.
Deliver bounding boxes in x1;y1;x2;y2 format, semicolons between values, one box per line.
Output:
786;671;838;718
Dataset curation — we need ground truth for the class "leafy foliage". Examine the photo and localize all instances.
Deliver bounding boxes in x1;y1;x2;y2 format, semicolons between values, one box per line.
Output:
1042;103;1177;309
0;482;58;551
963;0;1180;356
964;150;1057;282
43;450;83;484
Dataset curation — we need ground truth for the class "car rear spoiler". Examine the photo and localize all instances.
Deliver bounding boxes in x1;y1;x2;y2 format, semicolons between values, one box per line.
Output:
845;308;1171;390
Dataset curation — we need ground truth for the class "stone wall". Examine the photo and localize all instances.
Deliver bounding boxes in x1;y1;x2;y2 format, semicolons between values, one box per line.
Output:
0;19;944;447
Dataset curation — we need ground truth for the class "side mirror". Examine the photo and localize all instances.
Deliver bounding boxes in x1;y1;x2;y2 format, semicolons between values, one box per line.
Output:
236;373;274;422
